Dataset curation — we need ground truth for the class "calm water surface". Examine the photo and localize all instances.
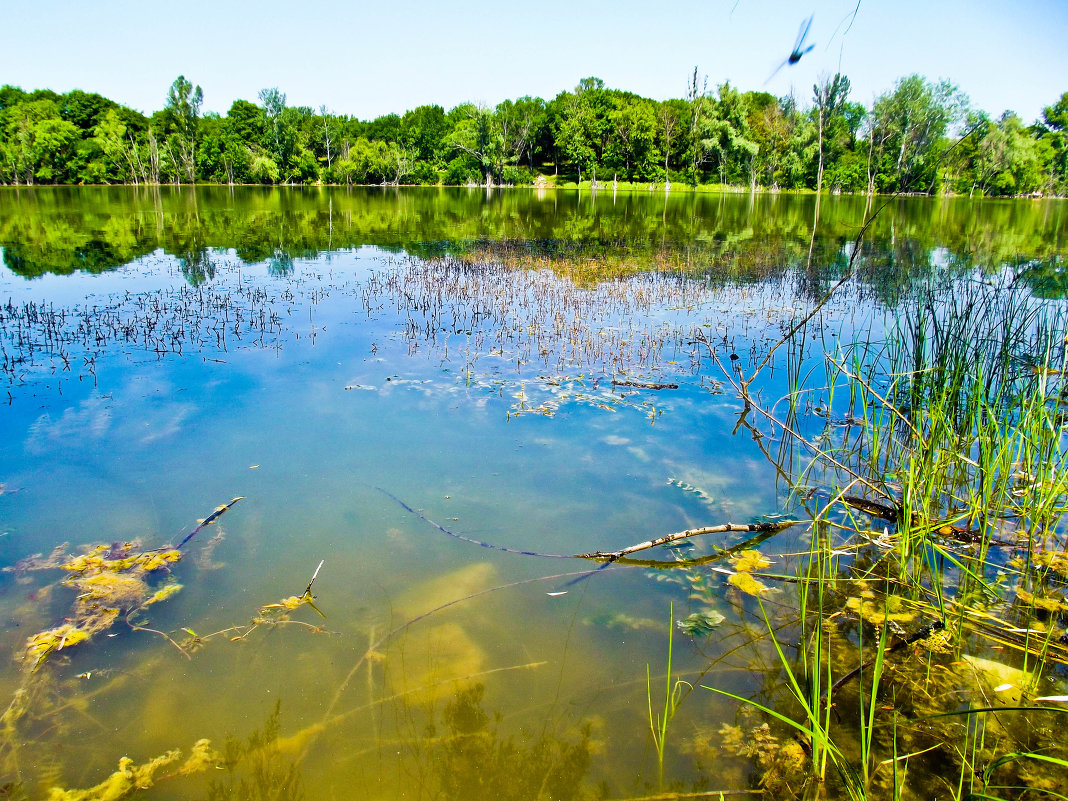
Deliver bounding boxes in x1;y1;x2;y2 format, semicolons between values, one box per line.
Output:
0;187;1065;799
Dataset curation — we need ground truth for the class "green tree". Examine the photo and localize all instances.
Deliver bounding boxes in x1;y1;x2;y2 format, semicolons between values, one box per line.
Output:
228;100;267;145
446;104;504;185
221;100;266;184
31;117;79;182
402;105;447;163
657;100;686;184
605;95;659;181
812;73;850;192
976;112;1047;195
279;105;317;183
60;90;118;133
1040;91;1068;193
2;99;73;183
258;87;289;181
91;108;132;183
249;149;280;183
705;82;758;187
868;74;964;193
556;78;610;183
0;85;28;113
164;75;203;183
496;96;545;177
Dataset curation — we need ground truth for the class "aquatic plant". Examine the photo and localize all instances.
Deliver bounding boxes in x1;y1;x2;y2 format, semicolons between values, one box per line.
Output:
46;738;219;801
425;683;594;801
647;603;690;788
6;497;244;671
690;272;1068;796
207;702;304;801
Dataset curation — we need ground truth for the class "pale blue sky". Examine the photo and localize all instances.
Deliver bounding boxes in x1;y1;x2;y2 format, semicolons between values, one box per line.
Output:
3;0;1066;123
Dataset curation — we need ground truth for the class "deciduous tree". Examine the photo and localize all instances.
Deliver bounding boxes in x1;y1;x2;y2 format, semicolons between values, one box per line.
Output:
165;75;203;183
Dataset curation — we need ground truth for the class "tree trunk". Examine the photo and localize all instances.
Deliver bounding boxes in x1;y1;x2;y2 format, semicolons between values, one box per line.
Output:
866;126;876;195
816;107;825;194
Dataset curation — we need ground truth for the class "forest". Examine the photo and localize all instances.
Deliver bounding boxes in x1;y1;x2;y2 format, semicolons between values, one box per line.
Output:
0;71;1065;196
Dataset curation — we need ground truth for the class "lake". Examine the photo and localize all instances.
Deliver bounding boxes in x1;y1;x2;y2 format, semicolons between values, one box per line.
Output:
0;186;1066;800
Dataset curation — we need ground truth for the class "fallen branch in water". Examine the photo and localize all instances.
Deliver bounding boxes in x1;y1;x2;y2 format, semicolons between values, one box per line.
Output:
380;486;802;565
825;620;946;712
611;380;679;390
842;495;902;523
377;487;574;558
840;496;1019;548
176;496;244;549
576;520;801;562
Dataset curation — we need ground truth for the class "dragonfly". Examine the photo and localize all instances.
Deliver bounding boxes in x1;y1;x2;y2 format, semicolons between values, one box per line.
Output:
766;15;816;83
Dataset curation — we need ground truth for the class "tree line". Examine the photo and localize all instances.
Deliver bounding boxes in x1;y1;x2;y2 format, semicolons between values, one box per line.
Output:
1;72;1065;196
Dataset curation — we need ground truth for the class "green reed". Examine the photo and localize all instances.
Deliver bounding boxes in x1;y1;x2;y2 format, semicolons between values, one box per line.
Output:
706;271;1068;799
647;602;691;788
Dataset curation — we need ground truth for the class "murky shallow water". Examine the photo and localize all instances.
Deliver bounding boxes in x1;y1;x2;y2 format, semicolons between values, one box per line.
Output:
0;187;1065;799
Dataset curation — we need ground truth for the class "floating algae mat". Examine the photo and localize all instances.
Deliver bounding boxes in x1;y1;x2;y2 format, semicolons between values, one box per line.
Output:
0;187;1067;799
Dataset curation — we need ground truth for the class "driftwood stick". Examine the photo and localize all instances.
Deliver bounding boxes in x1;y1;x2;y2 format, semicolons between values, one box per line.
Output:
576;519;800;562
842;495;903;523
176;496;244;549
611;380;679;390
377;487;574;558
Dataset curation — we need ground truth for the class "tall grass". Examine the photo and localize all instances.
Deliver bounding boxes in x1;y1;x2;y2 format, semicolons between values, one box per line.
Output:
705;273;1068;798
647;602;691;788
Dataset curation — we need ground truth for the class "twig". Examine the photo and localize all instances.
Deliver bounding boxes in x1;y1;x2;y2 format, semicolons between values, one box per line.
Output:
286;660;548;756
701;340;889;500
743;200;888;388
378;487;574;558
576;520;800;562
296;567;606;768
176;496;244;549
825;620;945;707
308;566;606;762
611;380;679;390
124;612;192;660
827;356;921;440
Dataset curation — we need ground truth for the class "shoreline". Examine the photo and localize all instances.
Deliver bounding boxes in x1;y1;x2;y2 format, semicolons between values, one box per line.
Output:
0;182;1062;200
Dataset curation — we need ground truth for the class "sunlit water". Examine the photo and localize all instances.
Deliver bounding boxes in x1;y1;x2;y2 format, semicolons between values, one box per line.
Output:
0;187;1065;799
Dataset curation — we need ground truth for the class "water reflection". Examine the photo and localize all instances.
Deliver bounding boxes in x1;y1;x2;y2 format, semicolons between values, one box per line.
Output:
1;187;1065;295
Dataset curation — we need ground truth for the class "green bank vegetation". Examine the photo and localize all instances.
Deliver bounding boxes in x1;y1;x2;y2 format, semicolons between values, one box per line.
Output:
1;72;1066;196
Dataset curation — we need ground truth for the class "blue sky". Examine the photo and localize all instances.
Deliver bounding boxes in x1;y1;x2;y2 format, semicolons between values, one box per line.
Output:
3;0;1066;123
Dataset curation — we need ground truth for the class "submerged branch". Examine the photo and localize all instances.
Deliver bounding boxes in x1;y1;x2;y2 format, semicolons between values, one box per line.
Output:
842;494;902;523
303;566;604;766
381;485;802;566
701;340;890;501
377;487;574;558
611;380;679;390
826;620;946;707
176;496;244;549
